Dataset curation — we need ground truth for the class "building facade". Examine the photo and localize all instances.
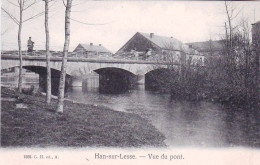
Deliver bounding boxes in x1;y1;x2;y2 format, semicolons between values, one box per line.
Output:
73;43;112;58
116;32;204;65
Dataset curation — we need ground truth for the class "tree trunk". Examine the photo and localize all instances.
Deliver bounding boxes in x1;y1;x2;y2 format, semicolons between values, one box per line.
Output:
253;31;260;106
224;1;235;85
225;1;232;49
18;2;23;93
56;0;72;113
45;0;51;104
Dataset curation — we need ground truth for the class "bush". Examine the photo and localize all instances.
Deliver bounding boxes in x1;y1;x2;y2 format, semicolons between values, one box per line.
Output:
169;68;207;101
208;84;248;106
21;85;35;95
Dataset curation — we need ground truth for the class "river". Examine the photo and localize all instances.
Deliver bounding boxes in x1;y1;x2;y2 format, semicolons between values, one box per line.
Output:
1;72;258;148
66;85;258;148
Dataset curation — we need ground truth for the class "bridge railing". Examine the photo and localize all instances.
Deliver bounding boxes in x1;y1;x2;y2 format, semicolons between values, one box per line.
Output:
1;50;42;56
1;54;166;65
2;51;151;61
1;51;204;66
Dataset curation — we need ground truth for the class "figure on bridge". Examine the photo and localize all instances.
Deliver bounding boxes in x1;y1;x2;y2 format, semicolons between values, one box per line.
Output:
27;37;34;54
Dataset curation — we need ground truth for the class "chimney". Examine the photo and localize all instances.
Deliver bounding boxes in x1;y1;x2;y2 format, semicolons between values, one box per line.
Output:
90;43;93;46
189;44;192;48
150;33;154;38
99;44;102;46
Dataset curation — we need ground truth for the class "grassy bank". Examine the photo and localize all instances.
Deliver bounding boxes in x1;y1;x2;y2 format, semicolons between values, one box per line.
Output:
1;87;165;147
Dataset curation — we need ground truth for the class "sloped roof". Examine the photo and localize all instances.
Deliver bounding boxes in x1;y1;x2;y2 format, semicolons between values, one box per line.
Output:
139;32;184;50
139;32;199;54
75;43;111;53
185;40;225;52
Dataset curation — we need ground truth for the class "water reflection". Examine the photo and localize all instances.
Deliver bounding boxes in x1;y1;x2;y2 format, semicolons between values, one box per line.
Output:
1;72;39;90
67;85;259;148
1;73;258;148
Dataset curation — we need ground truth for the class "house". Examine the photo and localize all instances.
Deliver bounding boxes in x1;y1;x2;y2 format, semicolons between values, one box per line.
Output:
252;20;260;45
116;32;204;65
185;40;225;56
73;43;112;58
185;40;226;66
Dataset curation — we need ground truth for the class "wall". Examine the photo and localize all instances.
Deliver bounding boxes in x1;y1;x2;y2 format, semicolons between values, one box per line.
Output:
117;32;160;53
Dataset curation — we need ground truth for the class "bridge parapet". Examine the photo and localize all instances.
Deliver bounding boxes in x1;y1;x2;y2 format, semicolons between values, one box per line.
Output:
2;54;167;76
1;54;169;65
2;53;205;78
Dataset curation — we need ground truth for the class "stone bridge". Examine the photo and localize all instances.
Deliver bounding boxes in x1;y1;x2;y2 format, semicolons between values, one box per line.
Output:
1;55;165;76
1;55;177;94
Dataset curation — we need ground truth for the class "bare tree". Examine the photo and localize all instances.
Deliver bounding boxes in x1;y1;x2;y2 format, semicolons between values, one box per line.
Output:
2;0;44;92
56;0;72;113
43;0;51;104
208;7;258;107
146;42;207;100
223;1;242;84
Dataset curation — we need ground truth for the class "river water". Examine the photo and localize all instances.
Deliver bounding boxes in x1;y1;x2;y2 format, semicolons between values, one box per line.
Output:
1;72;258;148
67;85;258;148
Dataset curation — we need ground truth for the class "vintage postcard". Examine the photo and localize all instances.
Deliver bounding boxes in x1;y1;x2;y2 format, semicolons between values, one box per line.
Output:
0;0;259;164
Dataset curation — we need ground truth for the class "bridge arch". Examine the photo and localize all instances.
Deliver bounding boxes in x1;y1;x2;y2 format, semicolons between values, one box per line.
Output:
94;67;135;75
1;56;177;94
145;67;174;91
1;61;64;74
1;65;72;95
93;67;137;94
1;56;169;78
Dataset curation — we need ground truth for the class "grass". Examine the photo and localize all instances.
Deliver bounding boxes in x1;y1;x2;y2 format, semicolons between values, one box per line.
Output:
1;87;166;148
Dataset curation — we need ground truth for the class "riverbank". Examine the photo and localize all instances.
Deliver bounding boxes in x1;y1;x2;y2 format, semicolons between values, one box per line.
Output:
1;87;166;147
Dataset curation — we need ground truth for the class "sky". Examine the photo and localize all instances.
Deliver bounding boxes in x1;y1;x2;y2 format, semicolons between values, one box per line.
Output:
1;0;260;53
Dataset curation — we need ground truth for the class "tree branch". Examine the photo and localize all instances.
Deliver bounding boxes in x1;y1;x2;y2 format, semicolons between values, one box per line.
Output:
231;6;243;21
23;0;38;11
6;0;19;7
70;18;113;25
62;0;66;7
22;10;45;22
1;7;20;25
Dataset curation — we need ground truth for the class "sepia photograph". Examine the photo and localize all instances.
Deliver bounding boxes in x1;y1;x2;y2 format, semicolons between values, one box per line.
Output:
0;0;259;164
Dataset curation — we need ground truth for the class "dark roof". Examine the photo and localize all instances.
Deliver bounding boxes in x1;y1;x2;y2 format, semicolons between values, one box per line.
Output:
139;32;200;54
185;40;225;52
74;43;111;53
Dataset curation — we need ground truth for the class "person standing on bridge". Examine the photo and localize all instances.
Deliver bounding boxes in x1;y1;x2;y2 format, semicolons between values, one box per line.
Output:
27;37;34;55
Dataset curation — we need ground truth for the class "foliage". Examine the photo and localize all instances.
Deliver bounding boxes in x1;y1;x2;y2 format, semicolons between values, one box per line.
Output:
150;18;258;108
